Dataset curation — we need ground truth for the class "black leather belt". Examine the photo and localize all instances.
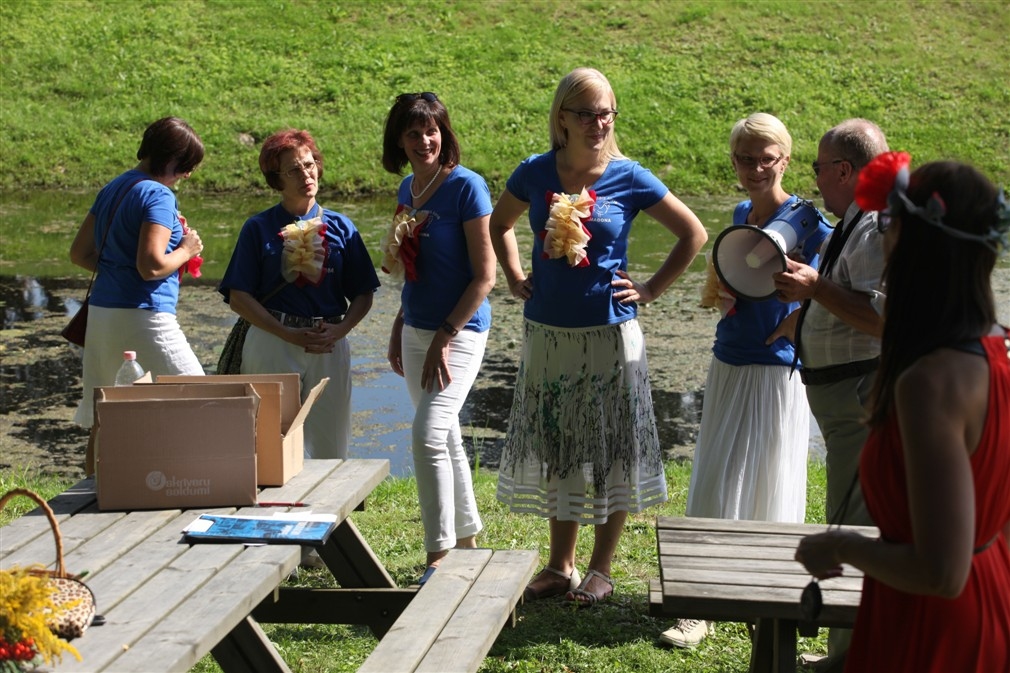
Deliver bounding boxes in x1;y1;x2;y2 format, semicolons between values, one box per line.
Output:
267;309;343;328
800;357;879;386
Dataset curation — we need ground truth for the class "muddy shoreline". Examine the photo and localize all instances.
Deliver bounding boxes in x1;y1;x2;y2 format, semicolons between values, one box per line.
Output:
0;271;719;479
3;266;1007;480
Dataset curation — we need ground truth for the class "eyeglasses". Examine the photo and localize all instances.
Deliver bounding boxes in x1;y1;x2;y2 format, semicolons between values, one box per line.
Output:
278;160;319;179
733;153;783;170
562;108;619;125
877;211;893;233
811;158;847;176
396;92;439;104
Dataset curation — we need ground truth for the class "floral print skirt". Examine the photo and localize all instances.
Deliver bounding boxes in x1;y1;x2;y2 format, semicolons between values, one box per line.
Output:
496;318;668;524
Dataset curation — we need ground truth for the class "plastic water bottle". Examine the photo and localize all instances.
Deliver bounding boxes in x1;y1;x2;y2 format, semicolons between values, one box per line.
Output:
114;351;145;386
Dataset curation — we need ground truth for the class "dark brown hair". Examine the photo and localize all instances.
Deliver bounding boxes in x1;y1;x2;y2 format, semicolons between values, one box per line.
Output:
381;93;460;174
868;161;999;426
136;117;204;176
258;129;324;191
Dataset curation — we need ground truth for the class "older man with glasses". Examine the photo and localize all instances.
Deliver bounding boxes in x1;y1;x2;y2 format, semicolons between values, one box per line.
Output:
771;118;890;672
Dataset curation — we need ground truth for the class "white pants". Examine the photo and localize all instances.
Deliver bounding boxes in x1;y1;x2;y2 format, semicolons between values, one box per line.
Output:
401;325;487;553
242;325;351;460
75;305;204;427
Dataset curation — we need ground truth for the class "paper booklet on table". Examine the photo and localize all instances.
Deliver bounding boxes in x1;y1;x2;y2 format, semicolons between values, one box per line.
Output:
184;512;338;545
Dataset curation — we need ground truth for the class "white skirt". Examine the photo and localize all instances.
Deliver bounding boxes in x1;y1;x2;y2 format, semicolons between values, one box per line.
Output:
686;356;809;523
496;319;668;524
74;305;204;427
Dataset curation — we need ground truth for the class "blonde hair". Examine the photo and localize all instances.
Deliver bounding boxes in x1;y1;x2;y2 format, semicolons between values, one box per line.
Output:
729;112;792;157
549;67;625;160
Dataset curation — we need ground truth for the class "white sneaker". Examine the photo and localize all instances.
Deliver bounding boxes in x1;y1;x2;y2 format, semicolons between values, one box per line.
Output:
660;619;710;648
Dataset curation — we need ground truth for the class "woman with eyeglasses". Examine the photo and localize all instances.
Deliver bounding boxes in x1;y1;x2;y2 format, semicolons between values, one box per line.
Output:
70;116;207;475
380;92;495;585
796;155;1010;673
490;67;707;607
661;113;831;648
218;129;379;460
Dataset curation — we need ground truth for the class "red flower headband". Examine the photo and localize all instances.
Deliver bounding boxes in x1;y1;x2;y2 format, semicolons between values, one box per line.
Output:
855;151;1009;253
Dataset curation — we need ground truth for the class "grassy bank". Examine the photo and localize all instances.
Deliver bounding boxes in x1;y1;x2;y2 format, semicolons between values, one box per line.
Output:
1;0;1007;199
2;460;830;673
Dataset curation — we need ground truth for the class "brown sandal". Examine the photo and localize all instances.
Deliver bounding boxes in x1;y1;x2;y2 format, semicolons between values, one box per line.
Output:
523;566;581;601
565;569;614;608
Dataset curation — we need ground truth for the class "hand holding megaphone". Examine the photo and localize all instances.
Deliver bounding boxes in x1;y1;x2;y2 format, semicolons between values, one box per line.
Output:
772;258;820;304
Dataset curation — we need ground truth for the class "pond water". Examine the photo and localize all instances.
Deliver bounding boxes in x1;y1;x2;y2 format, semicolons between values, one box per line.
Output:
0;189;828;476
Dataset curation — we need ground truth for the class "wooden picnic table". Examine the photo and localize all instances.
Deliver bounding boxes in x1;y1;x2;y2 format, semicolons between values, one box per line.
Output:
650;516;878;673
0;458;415;673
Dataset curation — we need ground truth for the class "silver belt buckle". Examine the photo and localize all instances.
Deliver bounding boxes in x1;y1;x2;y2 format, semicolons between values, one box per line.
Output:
312;316;324;328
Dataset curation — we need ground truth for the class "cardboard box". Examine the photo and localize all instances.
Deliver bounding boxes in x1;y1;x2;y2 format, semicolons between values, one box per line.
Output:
157;374;327;487
94;383;260;511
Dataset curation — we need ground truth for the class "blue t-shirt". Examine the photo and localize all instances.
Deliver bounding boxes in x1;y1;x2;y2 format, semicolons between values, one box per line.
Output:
397;165;493;333
506;150;669;328
89;169;185;313
712;195;832;367
218;202;380;317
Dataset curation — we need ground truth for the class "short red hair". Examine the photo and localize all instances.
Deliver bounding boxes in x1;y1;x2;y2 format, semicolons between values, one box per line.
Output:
259;129;324;191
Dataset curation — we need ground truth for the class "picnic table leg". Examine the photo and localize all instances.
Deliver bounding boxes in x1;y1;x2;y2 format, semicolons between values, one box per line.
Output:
211;616;292;673
749;618;797;673
321;518;397;588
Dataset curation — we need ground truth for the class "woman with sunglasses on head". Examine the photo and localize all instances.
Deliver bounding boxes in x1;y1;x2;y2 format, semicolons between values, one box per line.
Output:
796;155;1010;672
490;67;707;607
218;129;379;460
70;116;207;475
380;92;495;584
660;113;832;648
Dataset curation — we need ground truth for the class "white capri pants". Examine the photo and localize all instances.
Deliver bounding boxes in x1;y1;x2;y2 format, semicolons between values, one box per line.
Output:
242;325;351;460
401;325;487;553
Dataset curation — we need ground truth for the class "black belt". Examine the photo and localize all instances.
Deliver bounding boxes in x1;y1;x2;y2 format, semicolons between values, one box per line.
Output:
267;309;343;328
800;357;879;386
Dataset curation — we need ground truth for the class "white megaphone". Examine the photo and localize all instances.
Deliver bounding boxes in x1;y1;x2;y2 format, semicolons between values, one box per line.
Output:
712;214;818;301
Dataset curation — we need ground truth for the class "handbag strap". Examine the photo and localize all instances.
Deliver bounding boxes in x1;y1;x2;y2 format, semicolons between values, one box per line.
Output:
83;176;150;298
0;488;69;578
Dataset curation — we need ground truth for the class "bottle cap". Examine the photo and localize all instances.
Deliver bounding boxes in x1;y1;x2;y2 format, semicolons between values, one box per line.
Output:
123;351;137;360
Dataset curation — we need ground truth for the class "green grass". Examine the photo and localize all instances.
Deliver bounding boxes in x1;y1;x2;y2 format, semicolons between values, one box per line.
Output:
0;0;1007;200
2;459;831;672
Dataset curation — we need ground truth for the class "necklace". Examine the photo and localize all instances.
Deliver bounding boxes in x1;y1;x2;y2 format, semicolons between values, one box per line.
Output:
410;165;442;201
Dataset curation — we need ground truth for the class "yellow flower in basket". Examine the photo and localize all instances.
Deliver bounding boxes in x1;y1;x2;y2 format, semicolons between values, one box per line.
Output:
279;217;327;286
542;188;595;267
1;566;81;666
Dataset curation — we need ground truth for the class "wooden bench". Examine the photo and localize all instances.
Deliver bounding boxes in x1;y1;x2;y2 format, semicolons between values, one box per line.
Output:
358;548;538;673
650;516;877;673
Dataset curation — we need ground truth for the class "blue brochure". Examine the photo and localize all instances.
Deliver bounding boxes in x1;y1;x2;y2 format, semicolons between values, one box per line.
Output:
184;513;337;545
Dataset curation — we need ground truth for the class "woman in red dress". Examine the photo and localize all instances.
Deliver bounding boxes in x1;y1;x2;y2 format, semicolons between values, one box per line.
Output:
796;153;1010;673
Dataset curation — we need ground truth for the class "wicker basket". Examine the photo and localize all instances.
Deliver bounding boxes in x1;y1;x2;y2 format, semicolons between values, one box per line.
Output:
0;488;97;640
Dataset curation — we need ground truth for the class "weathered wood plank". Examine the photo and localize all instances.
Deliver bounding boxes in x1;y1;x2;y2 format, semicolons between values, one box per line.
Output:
416;549;537;673
358;549;491;673
656;516;878;538
658;567;863;593
0;479;97;557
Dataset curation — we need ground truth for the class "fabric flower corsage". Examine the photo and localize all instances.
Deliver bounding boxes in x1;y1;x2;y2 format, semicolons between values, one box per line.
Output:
540;189;595;267
177;214;203;280
700;252;736;317
279;216;327;286
380;205;426;281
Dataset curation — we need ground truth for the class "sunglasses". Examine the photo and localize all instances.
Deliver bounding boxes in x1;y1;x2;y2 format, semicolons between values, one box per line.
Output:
396;92;439;104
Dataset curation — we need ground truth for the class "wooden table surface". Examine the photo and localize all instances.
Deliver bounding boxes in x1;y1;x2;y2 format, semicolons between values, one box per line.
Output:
0;458;407;673
652;516;878;673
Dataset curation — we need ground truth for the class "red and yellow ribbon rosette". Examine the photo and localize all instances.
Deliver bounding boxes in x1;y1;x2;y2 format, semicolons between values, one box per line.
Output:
380;205;426;281
540;189;595;267
278;216;327;286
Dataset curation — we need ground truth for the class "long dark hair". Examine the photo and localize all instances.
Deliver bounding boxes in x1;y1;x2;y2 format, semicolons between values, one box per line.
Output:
868;161;999;426
381;92;460;174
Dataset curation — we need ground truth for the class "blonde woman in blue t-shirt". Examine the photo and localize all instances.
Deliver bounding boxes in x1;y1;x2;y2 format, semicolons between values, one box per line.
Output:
490;68;707;607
